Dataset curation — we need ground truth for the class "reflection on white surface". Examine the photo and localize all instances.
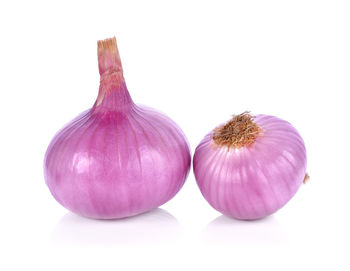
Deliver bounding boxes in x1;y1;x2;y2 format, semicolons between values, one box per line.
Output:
201;215;289;246
51;208;182;247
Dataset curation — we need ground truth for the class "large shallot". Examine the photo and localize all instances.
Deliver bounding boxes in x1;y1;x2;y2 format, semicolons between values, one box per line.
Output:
44;37;191;219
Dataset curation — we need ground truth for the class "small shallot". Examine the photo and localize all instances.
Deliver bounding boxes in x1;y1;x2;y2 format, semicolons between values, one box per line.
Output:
193;112;307;220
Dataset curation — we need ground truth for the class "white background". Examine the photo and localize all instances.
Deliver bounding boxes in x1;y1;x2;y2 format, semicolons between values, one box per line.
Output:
0;0;349;270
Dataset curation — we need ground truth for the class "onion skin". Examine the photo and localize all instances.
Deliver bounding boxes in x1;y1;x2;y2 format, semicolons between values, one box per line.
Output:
44;38;191;219
193;115;307;220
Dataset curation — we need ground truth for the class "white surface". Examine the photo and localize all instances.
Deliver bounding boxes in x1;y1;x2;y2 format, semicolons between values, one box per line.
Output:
0;0;349;270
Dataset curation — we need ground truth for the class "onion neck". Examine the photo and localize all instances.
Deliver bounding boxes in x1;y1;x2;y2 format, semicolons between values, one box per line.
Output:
212;112;262;149
93;37;134;112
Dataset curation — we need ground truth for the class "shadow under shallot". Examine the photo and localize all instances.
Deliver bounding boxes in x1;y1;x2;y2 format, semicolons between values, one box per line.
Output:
51;208;183;247
200;215;289;246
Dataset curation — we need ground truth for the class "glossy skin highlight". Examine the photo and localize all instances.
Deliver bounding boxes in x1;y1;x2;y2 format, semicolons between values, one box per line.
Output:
193;115;307;220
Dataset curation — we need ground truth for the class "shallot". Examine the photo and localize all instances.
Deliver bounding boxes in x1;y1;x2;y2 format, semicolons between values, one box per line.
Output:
44;37;191;219
193;112;307;220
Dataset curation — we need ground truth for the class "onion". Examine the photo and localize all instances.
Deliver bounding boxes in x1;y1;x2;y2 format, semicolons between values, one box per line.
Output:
193;112;307;220
44;37;191;219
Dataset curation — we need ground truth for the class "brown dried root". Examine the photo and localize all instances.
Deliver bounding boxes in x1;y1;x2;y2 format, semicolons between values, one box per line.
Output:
212;112;262;149
303;173;310;184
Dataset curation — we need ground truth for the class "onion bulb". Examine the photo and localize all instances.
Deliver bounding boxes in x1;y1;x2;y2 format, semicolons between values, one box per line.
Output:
193;112;307;220
44;37;191;219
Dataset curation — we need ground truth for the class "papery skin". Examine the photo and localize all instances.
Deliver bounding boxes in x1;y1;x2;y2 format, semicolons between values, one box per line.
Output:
193;115;307;220
44;38;191;219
